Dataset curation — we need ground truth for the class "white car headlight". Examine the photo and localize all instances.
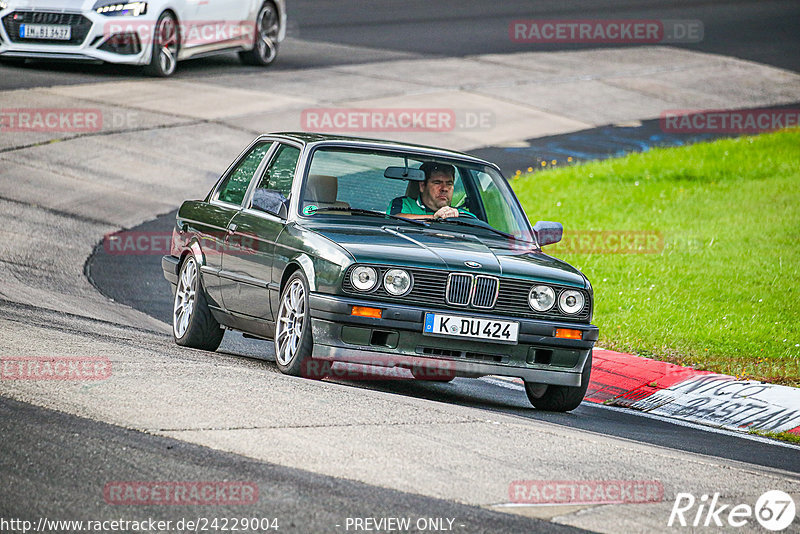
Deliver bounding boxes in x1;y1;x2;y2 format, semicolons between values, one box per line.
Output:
383;268;411;296
350;266;378;291
528;285;555;312
94;1;148;16
0;1;8;11
558;290;585;314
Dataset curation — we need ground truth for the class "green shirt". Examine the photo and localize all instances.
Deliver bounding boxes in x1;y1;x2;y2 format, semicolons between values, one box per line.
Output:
387;196;474;217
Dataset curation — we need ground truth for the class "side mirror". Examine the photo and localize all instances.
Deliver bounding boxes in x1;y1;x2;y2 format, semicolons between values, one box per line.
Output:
252;189;289;219
384;166;425;181
533;221;563;246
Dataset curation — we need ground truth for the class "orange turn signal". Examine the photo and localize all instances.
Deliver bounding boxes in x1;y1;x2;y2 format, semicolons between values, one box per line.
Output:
351;306;382;319
555;328;582;340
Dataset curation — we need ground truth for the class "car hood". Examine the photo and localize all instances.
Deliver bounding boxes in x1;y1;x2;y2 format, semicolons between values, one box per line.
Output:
11;0;97;10
302;220;587;288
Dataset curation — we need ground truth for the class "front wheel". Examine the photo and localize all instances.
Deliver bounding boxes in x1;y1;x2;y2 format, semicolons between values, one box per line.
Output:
144;11;179;77
524;351;592;412
173;256;224;350
239;2;280;66
274;272;329;379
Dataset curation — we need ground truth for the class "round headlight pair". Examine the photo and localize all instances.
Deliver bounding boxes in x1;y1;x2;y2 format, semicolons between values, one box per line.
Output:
528;286;585;314
350;266;412;296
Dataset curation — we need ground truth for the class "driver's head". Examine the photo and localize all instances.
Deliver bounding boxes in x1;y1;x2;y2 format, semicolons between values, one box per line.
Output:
418;162;456;211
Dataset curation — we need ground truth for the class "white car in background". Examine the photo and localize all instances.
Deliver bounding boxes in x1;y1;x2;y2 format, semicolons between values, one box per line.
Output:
0;0;286;76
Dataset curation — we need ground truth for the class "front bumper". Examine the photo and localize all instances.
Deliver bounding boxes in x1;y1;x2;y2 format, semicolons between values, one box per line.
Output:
162;254;179;285
0;9;155;65
309;293;598;386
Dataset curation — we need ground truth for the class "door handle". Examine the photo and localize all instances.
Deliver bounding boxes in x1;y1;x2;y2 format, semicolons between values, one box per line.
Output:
227;223;237;235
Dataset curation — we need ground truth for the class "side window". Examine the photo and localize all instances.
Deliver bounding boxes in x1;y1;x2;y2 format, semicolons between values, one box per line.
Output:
215;142;273;205
451;169;467;208
473;170;514;233
255;144;301;198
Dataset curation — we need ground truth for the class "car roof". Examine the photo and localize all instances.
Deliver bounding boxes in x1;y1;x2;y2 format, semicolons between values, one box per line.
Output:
260;131;496;168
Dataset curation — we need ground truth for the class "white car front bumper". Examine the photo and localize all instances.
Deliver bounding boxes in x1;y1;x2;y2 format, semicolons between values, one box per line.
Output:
0;7;156;65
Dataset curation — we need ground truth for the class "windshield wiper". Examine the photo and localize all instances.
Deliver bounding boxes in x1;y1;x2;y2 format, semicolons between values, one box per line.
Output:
313;207;429;227
431;217;518;240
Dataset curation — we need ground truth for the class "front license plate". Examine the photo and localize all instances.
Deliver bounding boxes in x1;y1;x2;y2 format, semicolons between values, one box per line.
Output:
20;24;72;40
423;312;519;344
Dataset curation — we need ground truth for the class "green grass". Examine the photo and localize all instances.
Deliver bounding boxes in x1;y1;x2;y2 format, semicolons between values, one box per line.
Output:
512;129;800;385
748;429;800;445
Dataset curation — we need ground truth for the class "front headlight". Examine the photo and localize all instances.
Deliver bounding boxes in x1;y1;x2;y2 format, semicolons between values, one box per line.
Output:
0;1;8;11
94;1;148;16
528;285;555;312
383;269;411;296
558;290;585;314
350;266;378;291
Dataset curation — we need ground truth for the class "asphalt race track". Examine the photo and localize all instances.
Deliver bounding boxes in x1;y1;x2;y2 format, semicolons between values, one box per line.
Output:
2;0;799;89
86;176;800;475
1;1;800;533
0;396;579;533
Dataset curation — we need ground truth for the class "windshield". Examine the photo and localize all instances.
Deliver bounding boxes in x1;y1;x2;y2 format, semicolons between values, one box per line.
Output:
299;146;533;241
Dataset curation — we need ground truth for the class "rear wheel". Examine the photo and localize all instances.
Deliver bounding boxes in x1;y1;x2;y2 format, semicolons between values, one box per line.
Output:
274;271;329;379
173;256;224;350
239;2;279;66
144;11;179;77
524;351;592;412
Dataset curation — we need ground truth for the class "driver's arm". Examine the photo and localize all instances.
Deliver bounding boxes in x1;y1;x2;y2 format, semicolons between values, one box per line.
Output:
394;213;435;220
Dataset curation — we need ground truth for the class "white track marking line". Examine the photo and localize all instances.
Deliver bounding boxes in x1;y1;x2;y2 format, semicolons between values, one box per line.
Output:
478;376;800;450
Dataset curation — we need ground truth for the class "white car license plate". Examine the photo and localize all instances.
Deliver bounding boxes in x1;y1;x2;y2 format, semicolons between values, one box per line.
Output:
423;312;519;344
20;24;72;40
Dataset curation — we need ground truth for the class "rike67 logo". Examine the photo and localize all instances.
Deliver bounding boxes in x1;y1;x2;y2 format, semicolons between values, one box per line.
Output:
669;490;796;531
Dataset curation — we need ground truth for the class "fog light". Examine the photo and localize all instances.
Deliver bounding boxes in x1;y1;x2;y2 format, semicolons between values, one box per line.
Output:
351;306;382;319
98;32;141;55
555;328;582;340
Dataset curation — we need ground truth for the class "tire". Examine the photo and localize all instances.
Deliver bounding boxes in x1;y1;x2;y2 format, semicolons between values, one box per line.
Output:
0;57;26;65
238;2;280;66
524;350;592;412
173;256;224;350
144;11;179;77
274;271;329;379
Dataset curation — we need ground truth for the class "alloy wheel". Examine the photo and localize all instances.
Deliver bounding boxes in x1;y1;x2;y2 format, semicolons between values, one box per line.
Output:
276;279;306;365
173;258;196;338
255;4;279;63
155;14;178;76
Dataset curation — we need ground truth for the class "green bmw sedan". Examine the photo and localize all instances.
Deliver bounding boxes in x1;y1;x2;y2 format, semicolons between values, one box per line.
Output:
162;132;598;411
